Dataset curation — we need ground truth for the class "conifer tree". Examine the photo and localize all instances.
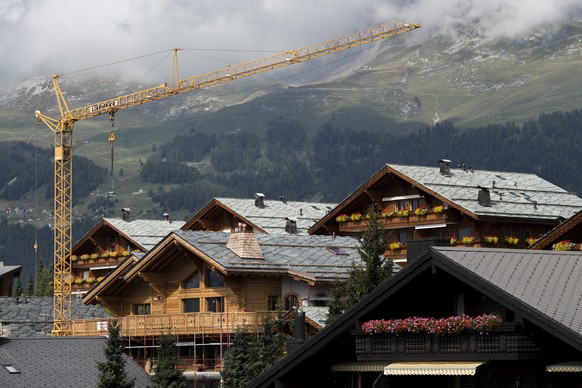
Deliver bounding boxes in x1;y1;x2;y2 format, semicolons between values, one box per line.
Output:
25;274;34;296
221;325;260;388
149;331;185;388
326;206;393;324
97;321;135;388
34;261;53;297
12;277;23;296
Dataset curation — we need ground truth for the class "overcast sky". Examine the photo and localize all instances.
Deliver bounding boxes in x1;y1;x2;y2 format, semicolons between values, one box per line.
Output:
0;0;580;91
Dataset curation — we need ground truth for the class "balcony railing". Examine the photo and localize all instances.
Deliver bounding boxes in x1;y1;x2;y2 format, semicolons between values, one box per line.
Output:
339;211;459;232
72;311;277;337
353;324;542;361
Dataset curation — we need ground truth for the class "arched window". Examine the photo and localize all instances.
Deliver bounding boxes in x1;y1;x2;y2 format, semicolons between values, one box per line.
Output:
284;293;300;310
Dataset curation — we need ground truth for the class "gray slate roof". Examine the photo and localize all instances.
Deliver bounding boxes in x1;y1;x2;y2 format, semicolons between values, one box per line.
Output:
0;262;20;278
0;297;110;337
104;218;185;250
215;197;336;234
300;306;329;328
0;337;151;387
432;246;582;337
174;231;360;282
390;164;582;220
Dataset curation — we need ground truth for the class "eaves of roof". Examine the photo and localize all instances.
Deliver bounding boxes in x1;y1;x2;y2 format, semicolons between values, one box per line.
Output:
182;198;268;233
529;210;582;249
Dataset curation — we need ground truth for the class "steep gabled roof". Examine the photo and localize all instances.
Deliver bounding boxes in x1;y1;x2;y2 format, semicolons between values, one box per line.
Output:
0;262;20;279
309;163;582;234
529;209;582;249
73;217;185;253
183;197;336;235
0;337;151;387
248;246;582;387
92;231;361;300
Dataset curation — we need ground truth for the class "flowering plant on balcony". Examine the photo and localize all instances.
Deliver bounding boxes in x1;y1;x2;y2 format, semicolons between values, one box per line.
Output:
449;237;457;246
101;252;110;258
71;255;77;262
85;277;96;283
505;236;519;245
526;237;538;247
381;211;394;218
397;210;409;217
483;235;498;244
110;252;119;257
336;214;349;223
97;276;105;282
433;205;445;214
80;254;90;260
350;212;362;221
90;253;99;259
462;236;474;245
414;207;428;216
73;277;83;284
389;242;406;251
122;250;131;256
553;240;576;251
361;313;502;336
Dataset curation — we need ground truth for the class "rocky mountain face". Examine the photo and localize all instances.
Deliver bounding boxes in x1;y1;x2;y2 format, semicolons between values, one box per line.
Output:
3;21;581;136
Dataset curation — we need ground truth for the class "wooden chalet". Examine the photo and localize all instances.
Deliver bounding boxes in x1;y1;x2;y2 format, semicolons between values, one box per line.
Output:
249;247;582;388
529;209;582;251
309;160;582;266
182;194;336;235
0;262;20;296
70;212;185;296
76;229;361;378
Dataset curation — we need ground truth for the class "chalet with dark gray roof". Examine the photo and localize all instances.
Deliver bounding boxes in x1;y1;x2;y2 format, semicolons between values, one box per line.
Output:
0;262;20;296
310;161;582;266
182;195;336;235
528;209;582;250
79;230;362;375
249;247;582;387
70;215;185;296
0;336;150;387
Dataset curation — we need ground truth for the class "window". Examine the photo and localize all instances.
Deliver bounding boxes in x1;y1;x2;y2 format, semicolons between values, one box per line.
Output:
285;293;299;310
207;297;224;312
267;296;279;311
457;227;471;239
397;200;407;210
327;247;349;256
312;293;329;307
183;298;200;313
185;271;200;289
132;303;151;315
206;268;225;288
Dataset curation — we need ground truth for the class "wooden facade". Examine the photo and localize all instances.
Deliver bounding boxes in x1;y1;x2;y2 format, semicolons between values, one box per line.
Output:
80;230;360;375
309;162;582;265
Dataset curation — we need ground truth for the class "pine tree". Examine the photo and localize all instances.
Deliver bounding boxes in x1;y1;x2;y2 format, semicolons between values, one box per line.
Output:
221;325;260;388
25;274;34;296
97;321;135;388
34;261;53;297
326;206;393;324
149;331;185;388
12;277;23;296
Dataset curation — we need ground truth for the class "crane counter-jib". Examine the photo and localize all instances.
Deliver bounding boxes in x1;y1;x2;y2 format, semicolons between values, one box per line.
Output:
35;20;420;336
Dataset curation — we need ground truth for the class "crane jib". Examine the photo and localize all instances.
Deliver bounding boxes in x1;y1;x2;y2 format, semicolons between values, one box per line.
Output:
89;99;119;113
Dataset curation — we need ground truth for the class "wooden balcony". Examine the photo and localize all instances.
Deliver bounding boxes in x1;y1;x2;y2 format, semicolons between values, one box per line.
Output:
72;311;277;337
353;324;542;361
339;211;459;232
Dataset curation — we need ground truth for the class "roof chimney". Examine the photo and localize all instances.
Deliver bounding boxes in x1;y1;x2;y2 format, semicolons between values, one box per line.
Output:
279;195;286;204
439;159;451;176
477;186;492;207
287;310;305;353
255;193;265;209
226;229;264;260
121;208;131;221
285;217;298;234
163;212;170;221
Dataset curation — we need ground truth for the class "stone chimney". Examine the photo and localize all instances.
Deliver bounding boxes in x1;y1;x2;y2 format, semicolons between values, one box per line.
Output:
226;228;264;260
439;159;451;176
121;208;131;221
477;186;492;207
286;310;305;353
285;217;298;234
279;196;287;204
255;193;265;209
163;212;170;221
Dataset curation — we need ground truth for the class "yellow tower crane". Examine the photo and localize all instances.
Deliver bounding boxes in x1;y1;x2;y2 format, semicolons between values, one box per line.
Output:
35;21;420;336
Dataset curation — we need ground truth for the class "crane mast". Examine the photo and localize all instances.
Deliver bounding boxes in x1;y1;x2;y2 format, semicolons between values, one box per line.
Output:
35;21;420;336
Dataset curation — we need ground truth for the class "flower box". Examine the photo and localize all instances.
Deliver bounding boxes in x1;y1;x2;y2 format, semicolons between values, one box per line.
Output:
483;236;498;244
505;236;519;245
414;207;428;216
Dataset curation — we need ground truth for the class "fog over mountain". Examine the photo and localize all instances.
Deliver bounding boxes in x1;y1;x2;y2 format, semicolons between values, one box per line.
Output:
1;0;581;92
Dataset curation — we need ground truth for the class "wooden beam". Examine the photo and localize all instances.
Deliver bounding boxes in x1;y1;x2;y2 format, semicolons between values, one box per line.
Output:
364;189;383;210
139;271;167;299
96;295;124;315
